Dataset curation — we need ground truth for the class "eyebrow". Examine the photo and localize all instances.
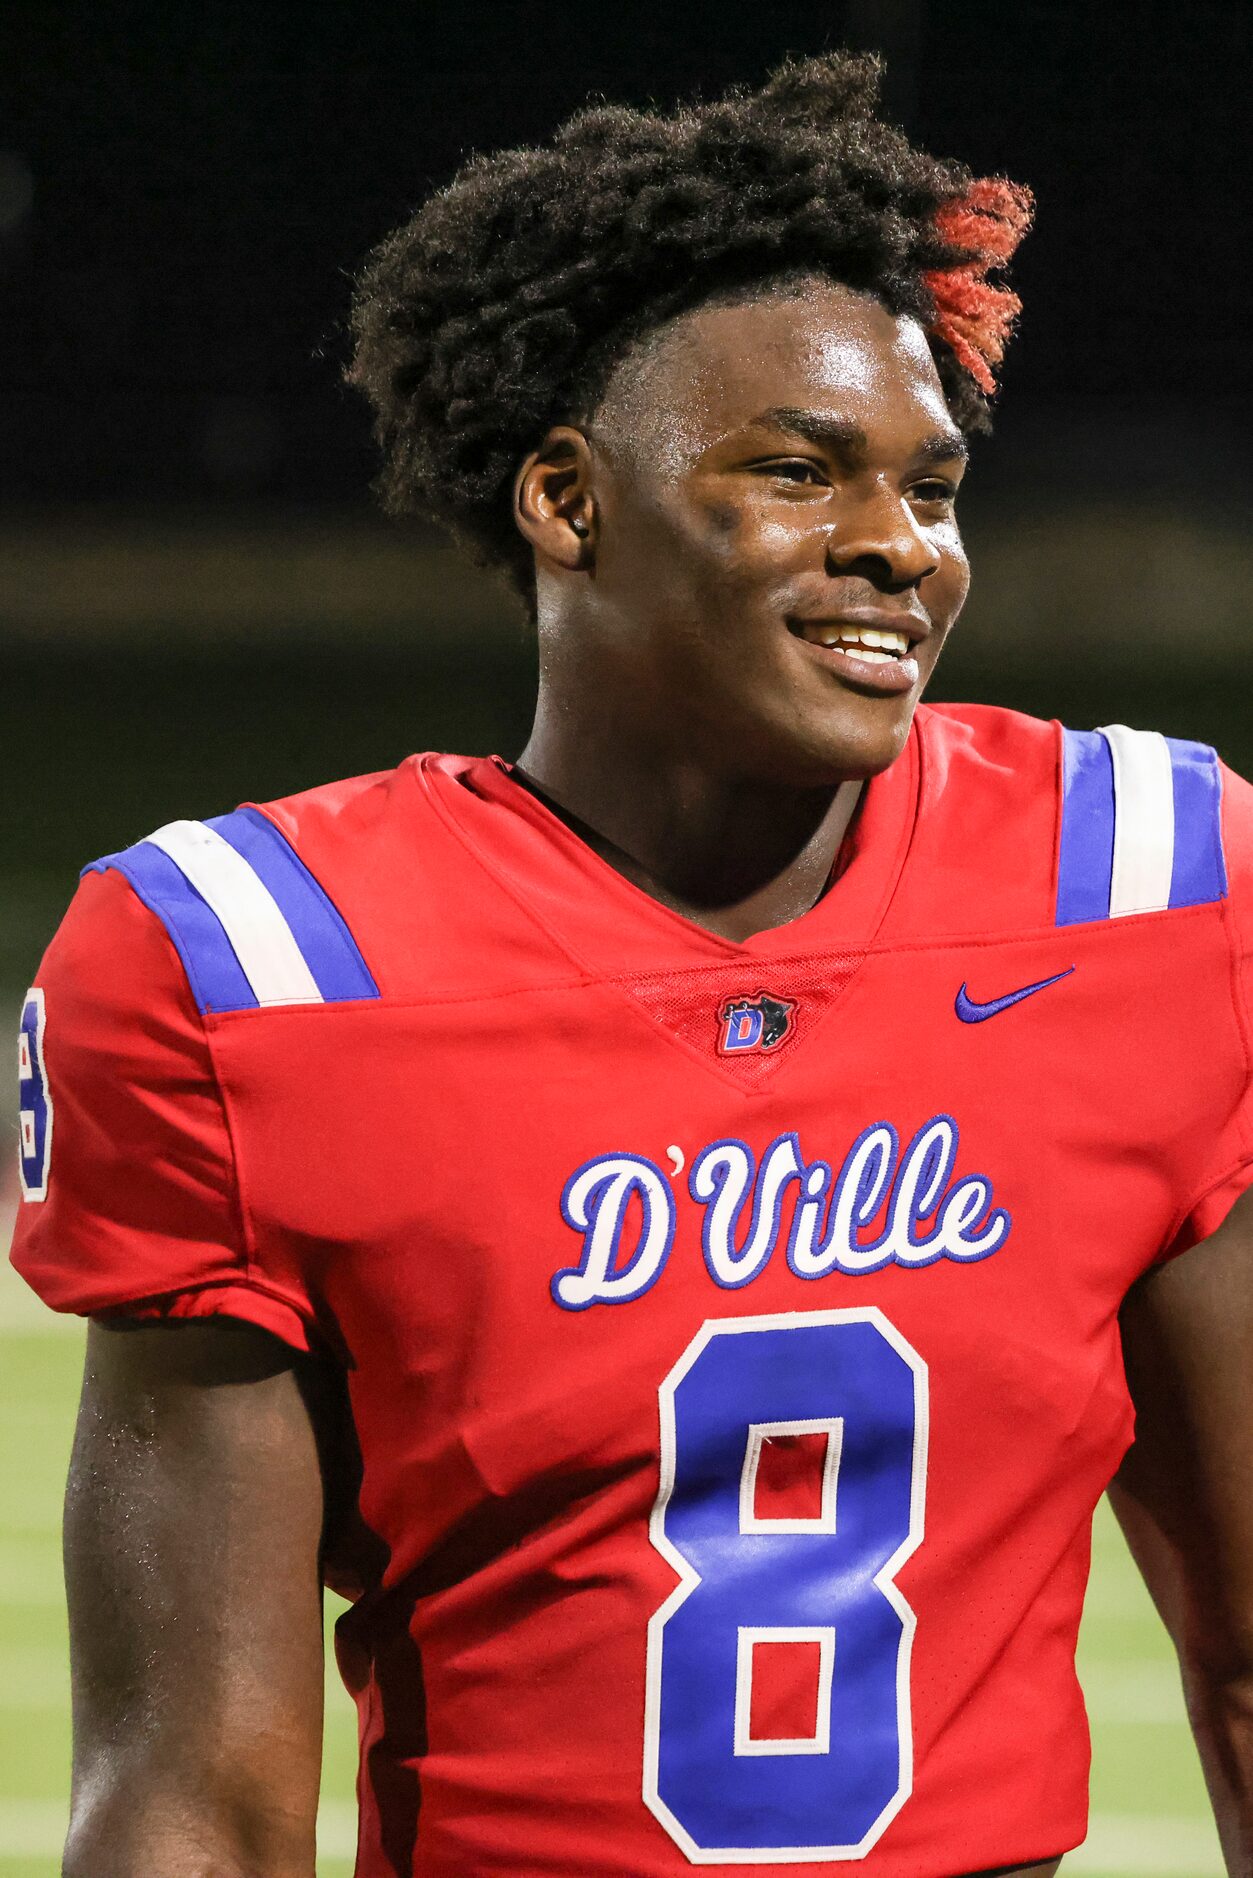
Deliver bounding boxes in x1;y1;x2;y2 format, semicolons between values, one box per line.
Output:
754;406;969;468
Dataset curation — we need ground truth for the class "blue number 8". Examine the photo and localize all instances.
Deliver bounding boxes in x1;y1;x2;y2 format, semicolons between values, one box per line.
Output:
644;1309;928;1862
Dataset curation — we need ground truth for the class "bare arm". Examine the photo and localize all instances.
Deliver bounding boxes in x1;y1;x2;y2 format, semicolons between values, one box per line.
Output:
1111;1183;1253;1875
62;1315;344;1878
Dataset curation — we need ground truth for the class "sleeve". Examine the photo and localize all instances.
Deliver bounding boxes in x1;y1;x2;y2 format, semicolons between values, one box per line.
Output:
9;865;324;1353
1167;760;1253;1253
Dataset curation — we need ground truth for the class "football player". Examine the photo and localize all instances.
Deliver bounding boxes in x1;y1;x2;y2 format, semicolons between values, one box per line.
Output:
13;52;1253;1878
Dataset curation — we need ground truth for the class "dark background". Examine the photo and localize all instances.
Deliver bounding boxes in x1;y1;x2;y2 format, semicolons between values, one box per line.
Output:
4;0;1250;504
2;0;1250;1027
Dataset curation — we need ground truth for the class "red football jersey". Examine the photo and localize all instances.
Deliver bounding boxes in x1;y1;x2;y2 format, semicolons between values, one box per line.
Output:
12;702;1253;1875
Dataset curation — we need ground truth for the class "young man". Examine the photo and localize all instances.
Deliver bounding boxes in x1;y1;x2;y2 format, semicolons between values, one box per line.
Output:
12;51;1253;1878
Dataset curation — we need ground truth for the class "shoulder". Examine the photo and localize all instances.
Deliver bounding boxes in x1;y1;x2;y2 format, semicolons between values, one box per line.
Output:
1218;760;1253;951
59;753;520;1019
1220;759;1253;878
898;704;1061;935
76;765;412;1018
16;861;234;1247
916;699;1061;781
905;703;1237;934
252;757;426;859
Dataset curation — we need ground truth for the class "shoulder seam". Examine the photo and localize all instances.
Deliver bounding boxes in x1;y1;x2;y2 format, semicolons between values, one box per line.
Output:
94;881;262;1295
1219;856;1253;1161
198;1017;276;1308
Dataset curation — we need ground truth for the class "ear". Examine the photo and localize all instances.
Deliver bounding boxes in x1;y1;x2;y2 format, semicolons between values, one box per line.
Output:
513;425;596;571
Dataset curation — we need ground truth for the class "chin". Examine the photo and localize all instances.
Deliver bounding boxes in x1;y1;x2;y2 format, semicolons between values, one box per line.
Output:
692;683;920;789
769;699;918;788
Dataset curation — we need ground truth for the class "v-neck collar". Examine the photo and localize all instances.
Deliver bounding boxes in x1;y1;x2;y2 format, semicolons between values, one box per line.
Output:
420;717;922;978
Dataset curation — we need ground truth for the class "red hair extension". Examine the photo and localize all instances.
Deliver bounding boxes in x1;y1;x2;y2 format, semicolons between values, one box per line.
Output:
924;178;1033;394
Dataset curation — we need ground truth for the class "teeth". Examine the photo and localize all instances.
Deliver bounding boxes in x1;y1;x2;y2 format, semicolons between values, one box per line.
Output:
851;649;896;664
841;627;909;654
802;624;910;656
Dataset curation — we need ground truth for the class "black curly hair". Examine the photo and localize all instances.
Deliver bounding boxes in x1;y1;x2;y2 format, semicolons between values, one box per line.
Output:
348;51;1029;614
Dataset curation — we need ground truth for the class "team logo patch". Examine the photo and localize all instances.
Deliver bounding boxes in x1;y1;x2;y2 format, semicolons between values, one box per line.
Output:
18;987;52;1202
719;991;795;1055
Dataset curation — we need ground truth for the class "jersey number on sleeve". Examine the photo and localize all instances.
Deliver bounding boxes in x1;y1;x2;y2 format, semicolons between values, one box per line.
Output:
18;989;52;1203
644;1309;927;1863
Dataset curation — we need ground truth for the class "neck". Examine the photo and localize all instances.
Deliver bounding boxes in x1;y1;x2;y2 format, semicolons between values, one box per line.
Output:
516;697;861;943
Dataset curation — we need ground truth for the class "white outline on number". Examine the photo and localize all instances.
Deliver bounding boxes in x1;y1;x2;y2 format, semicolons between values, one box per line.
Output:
642;1306;929;1865
733;1626;836;1757
17;988;52;1204
739;1417;844;1535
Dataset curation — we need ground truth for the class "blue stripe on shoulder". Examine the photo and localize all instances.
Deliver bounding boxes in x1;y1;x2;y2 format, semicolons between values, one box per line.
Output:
205;807;379;1002
1166;736;1227;910
84;842;258;1014
1056;728;1115;925
1056;726;1227;926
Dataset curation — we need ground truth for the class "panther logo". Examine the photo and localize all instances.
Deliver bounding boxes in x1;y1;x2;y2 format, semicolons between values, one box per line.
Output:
718;991;796;1055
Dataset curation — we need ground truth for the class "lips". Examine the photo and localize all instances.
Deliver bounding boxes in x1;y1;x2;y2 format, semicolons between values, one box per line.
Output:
786;613;926;694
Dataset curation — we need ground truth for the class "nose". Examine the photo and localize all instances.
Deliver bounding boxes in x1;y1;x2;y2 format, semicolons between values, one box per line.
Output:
824;482;940;592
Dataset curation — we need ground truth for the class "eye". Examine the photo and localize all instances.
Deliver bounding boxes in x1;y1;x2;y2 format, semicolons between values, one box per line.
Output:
910;478;959;508
755;458;828;486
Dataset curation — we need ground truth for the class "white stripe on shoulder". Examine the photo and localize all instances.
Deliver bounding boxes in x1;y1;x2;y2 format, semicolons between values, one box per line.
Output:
146;819;323;1006
1101;724;1175;917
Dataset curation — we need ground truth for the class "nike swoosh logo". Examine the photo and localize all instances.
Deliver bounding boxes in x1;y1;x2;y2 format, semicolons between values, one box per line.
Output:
955;966;1076;1024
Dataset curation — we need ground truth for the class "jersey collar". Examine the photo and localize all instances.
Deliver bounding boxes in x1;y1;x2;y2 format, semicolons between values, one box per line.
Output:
422;715;922;975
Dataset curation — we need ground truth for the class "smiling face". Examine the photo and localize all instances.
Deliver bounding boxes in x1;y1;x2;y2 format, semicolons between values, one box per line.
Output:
521;277;971;788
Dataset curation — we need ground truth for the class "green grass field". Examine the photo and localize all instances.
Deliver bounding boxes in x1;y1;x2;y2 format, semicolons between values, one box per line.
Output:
0;1247;1224;1877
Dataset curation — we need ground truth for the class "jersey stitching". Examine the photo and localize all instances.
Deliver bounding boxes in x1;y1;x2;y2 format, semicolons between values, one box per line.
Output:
392;769;835;1094
1200;745;1230;902
200;1026;266;1288
860;901;1222;957
195;903;1225;1023
92;858;219;1013
202;1020;328;1346
1162;1145;1253;1257
413;756;779;1089
142;905;313;1325
1219;891;1253;1150
235;804;382;998
202;970;603;1024
91;1271;319;1327
1161;882;1253;1252
412;750;918;1094
418;754;676;959
1049;717;1065;917
419;744;918;964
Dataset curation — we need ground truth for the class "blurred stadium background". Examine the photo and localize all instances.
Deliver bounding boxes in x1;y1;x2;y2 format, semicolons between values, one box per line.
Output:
2;1;1249;1870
